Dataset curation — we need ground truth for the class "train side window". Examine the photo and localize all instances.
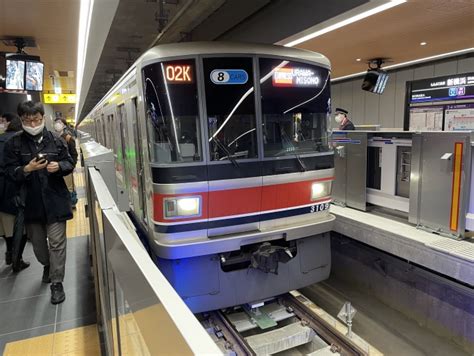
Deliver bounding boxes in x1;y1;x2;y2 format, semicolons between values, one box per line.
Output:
203;57;258;161
142;59;202;164
258;58;331;157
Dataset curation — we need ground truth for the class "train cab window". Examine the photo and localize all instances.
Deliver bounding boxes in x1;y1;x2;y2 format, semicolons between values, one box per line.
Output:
203;57;258;161
259;58;331;157
143;59;202;164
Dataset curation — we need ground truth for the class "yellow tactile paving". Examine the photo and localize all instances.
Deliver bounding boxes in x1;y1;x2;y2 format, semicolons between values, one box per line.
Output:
3;333;54;356
66;198;89;239
73;168;85;189
66;167;90;239
3;324;100;356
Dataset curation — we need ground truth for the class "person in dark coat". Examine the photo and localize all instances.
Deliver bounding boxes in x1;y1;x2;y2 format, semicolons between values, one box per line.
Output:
4;101;74;304
54;118;78;208
334;108;355;130
0;113;30;270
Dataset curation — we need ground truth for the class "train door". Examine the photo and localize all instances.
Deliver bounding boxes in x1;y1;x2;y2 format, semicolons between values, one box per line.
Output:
202;56;262;236
131;97;147;222
117;104;130;193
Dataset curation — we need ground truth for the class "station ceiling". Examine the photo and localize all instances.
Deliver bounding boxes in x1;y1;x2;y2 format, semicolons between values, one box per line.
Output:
0;0;473;122
0;0;79;93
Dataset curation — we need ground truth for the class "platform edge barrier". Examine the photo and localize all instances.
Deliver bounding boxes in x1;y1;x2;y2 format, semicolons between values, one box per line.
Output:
86;167;222;355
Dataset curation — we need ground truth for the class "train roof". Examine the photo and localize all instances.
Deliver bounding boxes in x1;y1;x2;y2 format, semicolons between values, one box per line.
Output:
85;42;330;120
138;42;330;69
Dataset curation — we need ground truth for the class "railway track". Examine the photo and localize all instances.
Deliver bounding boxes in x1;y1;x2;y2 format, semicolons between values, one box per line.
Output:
200;291;368;356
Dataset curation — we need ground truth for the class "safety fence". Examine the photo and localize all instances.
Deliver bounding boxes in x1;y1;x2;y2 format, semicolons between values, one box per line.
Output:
84;166;221;355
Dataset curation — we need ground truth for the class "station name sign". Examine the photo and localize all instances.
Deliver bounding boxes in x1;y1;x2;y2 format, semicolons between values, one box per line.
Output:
410;72;474;103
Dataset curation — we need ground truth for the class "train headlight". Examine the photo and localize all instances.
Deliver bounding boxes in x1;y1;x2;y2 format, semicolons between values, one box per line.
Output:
164;197;201;218
311;182;331;200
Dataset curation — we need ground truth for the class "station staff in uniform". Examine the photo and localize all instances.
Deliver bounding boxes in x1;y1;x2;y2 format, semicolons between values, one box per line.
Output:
335;108;355;130
4;101;75;305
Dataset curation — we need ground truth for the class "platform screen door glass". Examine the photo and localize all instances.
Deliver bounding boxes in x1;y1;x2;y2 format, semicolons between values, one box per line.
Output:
143;59;202;164
203;57;258;161
259;58;331;157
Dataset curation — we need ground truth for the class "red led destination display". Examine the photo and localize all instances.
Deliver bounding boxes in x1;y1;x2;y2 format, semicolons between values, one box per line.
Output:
164;64;194;84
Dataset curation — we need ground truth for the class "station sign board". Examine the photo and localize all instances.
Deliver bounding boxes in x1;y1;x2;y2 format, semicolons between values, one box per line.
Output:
43;93;76;104
410;72;474;103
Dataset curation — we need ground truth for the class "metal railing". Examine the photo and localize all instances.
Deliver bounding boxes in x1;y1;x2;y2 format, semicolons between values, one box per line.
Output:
85;166;222;355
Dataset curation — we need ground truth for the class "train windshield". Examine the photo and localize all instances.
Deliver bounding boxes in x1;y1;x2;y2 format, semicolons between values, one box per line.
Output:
143;59;202;164
203;57;258;161
259;58;331;157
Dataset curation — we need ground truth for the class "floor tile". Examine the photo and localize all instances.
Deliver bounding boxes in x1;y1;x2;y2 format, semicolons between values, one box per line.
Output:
0;294;57;335
55;284;96;324
55;314;97;333
0;276;50;303
0;325;55;355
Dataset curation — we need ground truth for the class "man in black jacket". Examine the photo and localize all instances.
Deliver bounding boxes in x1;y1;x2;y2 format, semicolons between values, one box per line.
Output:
4;101;74;304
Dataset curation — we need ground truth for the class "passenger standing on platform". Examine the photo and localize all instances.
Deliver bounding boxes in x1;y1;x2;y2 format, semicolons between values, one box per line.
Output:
0;113;30;270
334;108;355;130
54;118;78;208
4;101;74;304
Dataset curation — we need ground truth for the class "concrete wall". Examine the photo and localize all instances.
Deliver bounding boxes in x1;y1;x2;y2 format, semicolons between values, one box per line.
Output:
331;56;474;129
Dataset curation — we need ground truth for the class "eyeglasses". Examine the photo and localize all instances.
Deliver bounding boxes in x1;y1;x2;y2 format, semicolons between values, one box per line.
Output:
21;117;43;125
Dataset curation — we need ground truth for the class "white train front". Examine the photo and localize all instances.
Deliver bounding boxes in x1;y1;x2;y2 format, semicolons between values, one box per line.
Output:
79;42;335;312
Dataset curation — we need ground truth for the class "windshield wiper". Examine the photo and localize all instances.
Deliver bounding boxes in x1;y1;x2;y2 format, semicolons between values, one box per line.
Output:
211;136;240;168
296;155;307;172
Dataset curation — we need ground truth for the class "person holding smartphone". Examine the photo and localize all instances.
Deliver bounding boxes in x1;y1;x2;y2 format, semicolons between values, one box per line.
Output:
4;101;75;305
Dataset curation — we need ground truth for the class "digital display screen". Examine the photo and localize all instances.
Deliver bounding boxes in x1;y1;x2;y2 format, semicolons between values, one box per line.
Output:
361;69;389;94
272;67;320;87
6;59;25;90
164;64;193;83
25;61;44;91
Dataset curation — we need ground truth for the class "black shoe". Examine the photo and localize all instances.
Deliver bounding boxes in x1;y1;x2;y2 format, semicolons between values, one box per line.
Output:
5;251;12;265
12;260;30;272
42;265;51;283
51;283;65;304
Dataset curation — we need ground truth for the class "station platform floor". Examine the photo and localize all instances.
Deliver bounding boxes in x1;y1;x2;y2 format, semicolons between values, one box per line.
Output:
0;166;100;356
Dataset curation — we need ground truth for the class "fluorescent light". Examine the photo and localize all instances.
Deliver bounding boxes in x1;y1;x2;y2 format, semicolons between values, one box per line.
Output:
332;47;474;82
282;0;406;47
75;0;94;123
420;42;427;46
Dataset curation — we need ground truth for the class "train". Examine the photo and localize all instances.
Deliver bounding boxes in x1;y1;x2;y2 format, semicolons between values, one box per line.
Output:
79;42;335;312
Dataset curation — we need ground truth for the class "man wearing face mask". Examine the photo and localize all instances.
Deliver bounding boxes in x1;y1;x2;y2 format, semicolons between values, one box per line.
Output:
334;108;355;130
4;101;74;304
54;118;78;208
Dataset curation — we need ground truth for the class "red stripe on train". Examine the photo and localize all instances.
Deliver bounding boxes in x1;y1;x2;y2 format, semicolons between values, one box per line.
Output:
153;177;334;223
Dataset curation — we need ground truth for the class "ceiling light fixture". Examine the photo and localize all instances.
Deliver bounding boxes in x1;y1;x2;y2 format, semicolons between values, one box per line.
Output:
356;58;362;62
75;0;95;123
332;47;474;82
281;0;406;47
420;42;427;46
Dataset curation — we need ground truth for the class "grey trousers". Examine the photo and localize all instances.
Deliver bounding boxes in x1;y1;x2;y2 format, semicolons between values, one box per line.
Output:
26;222;67;283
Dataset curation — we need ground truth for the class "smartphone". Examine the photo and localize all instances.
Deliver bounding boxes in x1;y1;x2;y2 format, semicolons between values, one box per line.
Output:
36;153;47;163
